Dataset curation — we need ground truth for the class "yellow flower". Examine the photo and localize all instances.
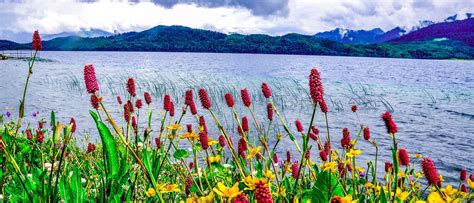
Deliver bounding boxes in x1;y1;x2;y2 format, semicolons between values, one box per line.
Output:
355;166;364;173
145;188;156;197
467;178;474;189
441;185;457;197
321;161;337;173
243;176;267;191
398;172;406;178
213;182;241;200
200;191;215;202
273;186;286;197
208;137;219;146
395;188;409;201
180;131;199;142
166;124;184;131
264;170;276;180
341;194;357;203
156;183;181;193
246;146;262;159
439;175;445;182
346;149;361;158
414;153;423;159
415;201;427;203
208;155;221;164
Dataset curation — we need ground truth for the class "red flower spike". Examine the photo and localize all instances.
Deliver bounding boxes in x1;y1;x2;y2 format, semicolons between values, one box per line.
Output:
83;64;99;94
26;129;33;140
87;143;96;153
286;151;291;163
163;94;171;111
266;103;273;121
187;124;192;133
144;92;152;105
123;104;131;123
32;30;42;51
189;162;194;169
305;148;311;160
185;90;193;106
291;163;299;179
126;100;134;113
169;101;175;117
381;111;398;134
135;99;143;109
224;93;235;108
242;116;249;132
235;193;249;203
295;119;303;132
363;127;370;140
320;99;329;113
238;138;248;152
331;196;342;203
309;132;318;141
126;78;136;97
131;116;137;131
398;148;410;166
199;131;209;150
421;158;440;186
90;95;100;110
341;128;352;149
199;88;212;109
385;162;393;173
199;116;207;132
189;101;198;115
312;125;319;134
460;169;467;181
70;117;76;133
117;96;123;105
241;88;252;107
351;105;358;112
218;135;226;148
309;68;324;104
461;184;467;193
185;176;192;195
36;130;44;143
319;150;328;162
255;180;273;203
155;137;162;149
261;82;272;98
273;153;278;163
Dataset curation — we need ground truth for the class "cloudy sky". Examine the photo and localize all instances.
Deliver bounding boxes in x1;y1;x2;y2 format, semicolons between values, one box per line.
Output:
0;0;472;36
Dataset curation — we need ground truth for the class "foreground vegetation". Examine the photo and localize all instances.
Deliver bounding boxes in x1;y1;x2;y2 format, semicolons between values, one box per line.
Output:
1;31;473;202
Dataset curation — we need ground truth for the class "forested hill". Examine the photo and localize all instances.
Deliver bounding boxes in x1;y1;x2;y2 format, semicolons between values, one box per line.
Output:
2;25;474;59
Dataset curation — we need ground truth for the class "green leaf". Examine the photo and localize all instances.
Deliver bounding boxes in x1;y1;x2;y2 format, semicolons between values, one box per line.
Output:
71;166;86;202
143;149;156;186
50;111;56;133
59;175;71;202
173;149;189;159
312;171;344;202
90;110;119;178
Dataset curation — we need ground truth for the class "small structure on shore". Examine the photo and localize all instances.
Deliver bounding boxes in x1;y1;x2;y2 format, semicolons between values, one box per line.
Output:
0;50;32;60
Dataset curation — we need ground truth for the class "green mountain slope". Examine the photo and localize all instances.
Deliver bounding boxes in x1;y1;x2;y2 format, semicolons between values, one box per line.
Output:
2;25;474;59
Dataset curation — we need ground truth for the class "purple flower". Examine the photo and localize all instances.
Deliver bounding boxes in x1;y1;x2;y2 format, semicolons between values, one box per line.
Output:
6;111;11;118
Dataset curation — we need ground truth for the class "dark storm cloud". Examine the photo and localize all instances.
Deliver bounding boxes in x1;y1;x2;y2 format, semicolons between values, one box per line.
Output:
128;0;290;16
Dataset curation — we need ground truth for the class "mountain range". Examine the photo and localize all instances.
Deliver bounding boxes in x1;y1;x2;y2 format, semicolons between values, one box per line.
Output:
313;12;473;45
1;13;473;59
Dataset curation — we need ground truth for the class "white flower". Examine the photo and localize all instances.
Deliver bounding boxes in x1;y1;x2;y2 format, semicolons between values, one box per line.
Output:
122;185;129;191
223;164;232;168
137;142;144;148
27;174;32;179
251;170;258;176
81;178;86;184
0;194;3;200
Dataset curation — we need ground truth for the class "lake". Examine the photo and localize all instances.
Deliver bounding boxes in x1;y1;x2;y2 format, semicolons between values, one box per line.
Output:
1;51;473;183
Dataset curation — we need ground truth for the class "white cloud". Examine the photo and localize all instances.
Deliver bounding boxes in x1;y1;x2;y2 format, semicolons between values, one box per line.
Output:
0;0;472;36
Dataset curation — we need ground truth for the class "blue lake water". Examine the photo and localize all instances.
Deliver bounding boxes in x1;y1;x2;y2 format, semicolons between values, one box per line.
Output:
1;51;473;183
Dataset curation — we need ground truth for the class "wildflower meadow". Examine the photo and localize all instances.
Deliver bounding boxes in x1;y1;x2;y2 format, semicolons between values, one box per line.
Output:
0;31;473;203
